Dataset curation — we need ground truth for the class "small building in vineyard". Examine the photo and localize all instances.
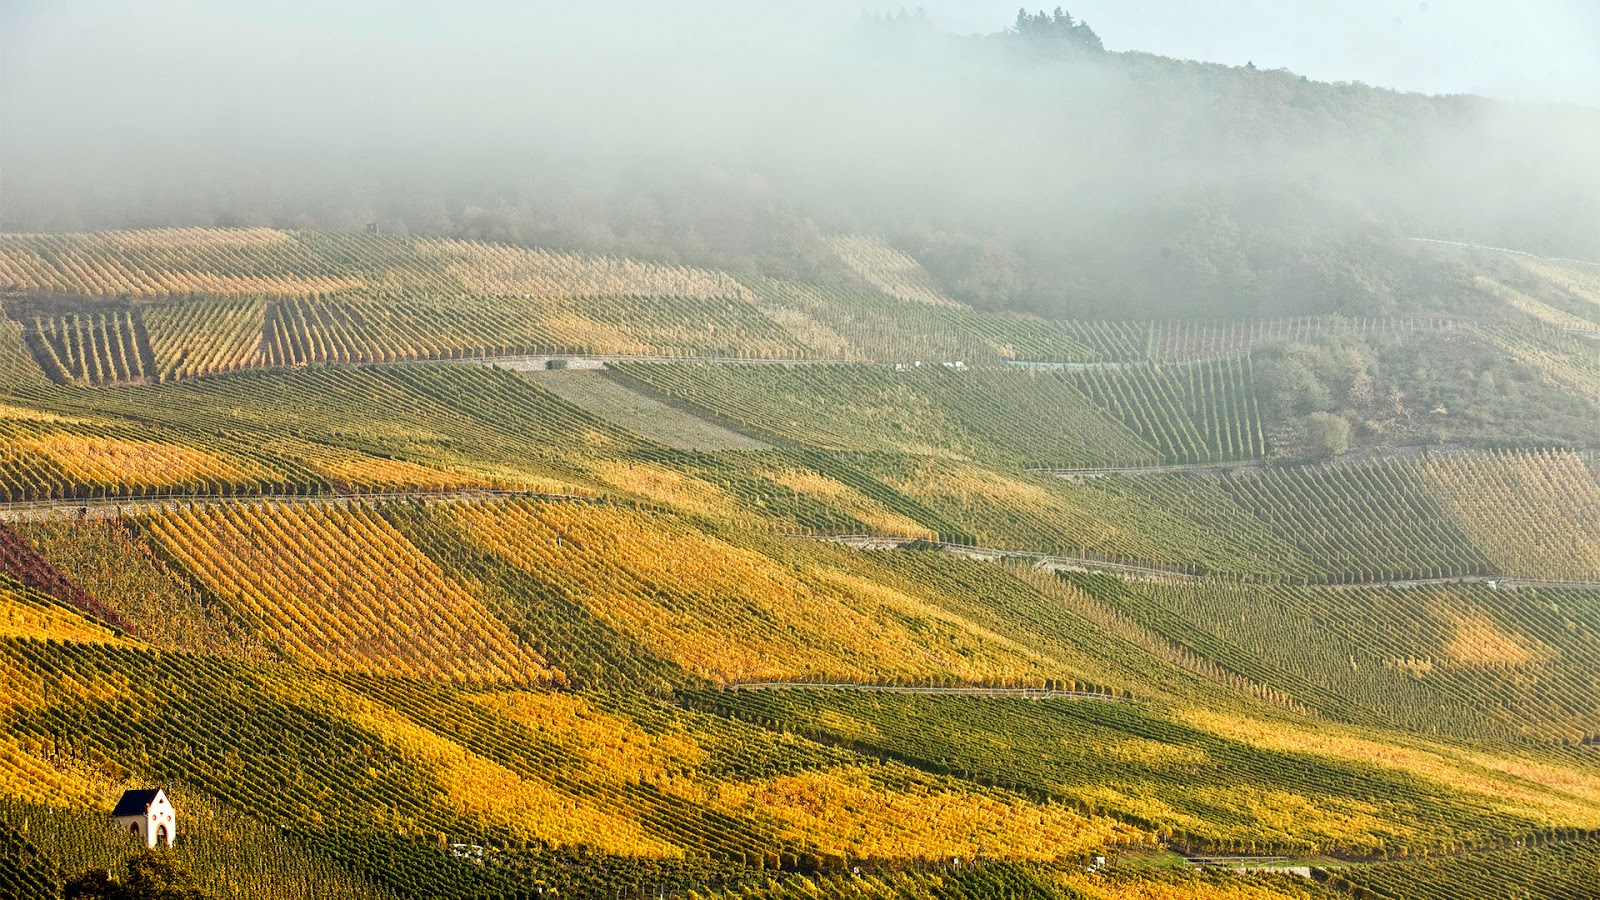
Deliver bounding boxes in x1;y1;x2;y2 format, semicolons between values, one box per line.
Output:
112;788;176;848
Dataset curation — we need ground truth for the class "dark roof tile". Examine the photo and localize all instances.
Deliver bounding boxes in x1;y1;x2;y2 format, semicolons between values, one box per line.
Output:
112;789;163;817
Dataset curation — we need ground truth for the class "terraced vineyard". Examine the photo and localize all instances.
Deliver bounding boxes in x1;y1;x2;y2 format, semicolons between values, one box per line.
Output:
1324;836;1600;900
0;226;1597;899
0;229;747;301
24;309;155;385
143;296;269;381
1070;574;1600;742
611;363;1160;467
699;864;1343;900
1064;357;1265;464
0;638;1143;896
686;688;1600;858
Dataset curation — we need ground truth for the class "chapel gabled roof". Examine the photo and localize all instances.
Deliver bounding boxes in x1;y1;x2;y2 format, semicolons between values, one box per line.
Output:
112;788;164;817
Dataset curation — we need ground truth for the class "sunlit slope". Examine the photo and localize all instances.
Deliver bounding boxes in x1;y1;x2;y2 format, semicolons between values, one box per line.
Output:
0;640;1142;889
2;228;1599;897
1068;574;1600;742
16;498;1600;741
0;788;382;900
4;491;1600;893
695;865;1343;900
0;229;808;379
1327;836;1600;900
6;229;1560;391
0;364;646;500
445;498;1069;685
142;502;550;682
687;688;1600;858
610;363;1159;466
0;355;1588;585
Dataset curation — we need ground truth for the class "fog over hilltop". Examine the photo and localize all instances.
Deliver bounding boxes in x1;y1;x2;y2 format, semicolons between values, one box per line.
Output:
3;1;1598;318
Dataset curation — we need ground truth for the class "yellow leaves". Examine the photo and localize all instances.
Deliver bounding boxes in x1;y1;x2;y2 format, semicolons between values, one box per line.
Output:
270;679;678;857
0;585;124;645
589;459;748;523
0;736;125;807
0;403;93;425
1440;612;1536;667
144;503;549;683
764;469;934;538
1424;450;1600;581
457;501;875;682
1103;738;1207;767
454;499;1061;685
430;238;751;301
1462;753;1600;810
878;458;1169;558
18;435;248;491
1190;786;1394;847
473;690;705;785
1060;871;1328;900
707;765;1134;861
1178;708;1600;830
143;296;269;380
537;314;654;356
290;445;486;492
801;568;1055;682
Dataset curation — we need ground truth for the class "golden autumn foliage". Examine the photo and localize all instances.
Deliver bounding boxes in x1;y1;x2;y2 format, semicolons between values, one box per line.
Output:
473;690;705;785
587;459;753;524
143;297;269;380
1060;870;1332;900
266;678;680;856
426;237;750;301
1179;709;1600;830
452;499;1060;684
0;736;125;808
0;582;122;644
705;765;1136;862
17;435;252;492
143;502;550;682
19;518;265;658
761;467;934;538
284;442;487;493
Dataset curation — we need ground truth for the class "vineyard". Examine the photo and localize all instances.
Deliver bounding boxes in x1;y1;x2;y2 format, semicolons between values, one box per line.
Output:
1064;357;1265;464
609;363;1161;467
142;296;268;382
0;227;1596;898
1067;573;1600;742
0;230;1522;390
827;236;963;308
141;501;549;682
683;687;1600;859
443;497;1062;685
24;309;155;385
0;638;1150;897
1322;835;1600;900
0;229;746;302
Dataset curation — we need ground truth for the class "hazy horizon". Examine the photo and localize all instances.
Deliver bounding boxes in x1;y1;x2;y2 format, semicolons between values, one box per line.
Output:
3;0;1596;312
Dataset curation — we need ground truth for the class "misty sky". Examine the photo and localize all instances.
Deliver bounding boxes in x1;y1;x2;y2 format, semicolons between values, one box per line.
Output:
911;0;1600;107
5;1;1597;108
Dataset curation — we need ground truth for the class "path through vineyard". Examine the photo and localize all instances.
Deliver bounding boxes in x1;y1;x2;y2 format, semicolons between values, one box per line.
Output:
5;490;1596;592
